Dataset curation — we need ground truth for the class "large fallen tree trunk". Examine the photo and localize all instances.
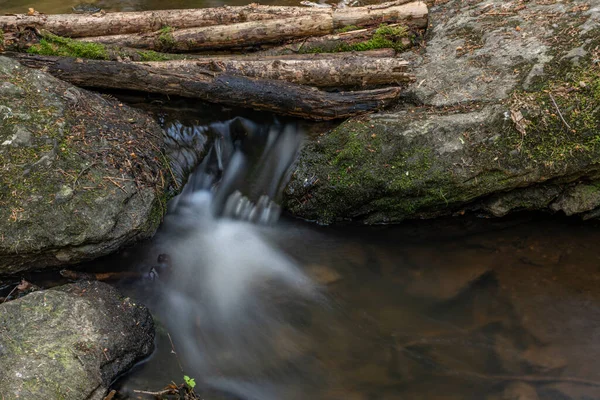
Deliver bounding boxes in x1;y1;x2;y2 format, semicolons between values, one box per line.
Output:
78;15;334;52
12;54;403;120
144;56;412;87
0;0;421;38
76;2;427;52
258;23;411;55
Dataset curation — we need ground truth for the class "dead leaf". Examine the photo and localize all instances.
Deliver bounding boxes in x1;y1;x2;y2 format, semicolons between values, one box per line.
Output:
17;279;32;291
510;109;527;136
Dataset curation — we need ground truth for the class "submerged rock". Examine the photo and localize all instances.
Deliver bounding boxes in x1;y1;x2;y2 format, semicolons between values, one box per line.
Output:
0;281;154;400
487;382;539;400
283;0;600;224
0;56;169;274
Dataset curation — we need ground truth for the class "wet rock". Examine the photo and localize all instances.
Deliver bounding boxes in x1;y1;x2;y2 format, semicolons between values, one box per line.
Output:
305;264;342;286
521;345;567;373
550;183;600;216
283;0;600;224
494;335;568;374
484;185;563;218
494;334;526;373
538;383;600;400
0;281;154;400
487;382;539;400
0;56;171;274
402;254;491;302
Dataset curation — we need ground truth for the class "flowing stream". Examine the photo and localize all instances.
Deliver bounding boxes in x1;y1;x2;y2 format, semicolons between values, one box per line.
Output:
86;101;600;400
3;0;600;397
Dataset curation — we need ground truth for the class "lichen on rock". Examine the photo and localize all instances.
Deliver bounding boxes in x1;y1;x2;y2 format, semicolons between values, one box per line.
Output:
0;281;154;400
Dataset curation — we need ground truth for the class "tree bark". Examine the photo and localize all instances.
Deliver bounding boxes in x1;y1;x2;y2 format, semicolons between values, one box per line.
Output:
0;0;422;38
146;56;412;87
74;2;426;52
78;15;334;52
201;48;397;60
12;54;403;120
257;23;411;55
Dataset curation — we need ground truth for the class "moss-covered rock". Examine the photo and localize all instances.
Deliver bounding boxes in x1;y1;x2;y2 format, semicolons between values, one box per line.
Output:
283;0;600;224
0;281;154;400
0;56;169;273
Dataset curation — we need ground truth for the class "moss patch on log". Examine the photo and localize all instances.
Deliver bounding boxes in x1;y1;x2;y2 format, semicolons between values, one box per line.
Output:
156;26;176;52
302;24;411;54
26;32;181;61
28;33;109;59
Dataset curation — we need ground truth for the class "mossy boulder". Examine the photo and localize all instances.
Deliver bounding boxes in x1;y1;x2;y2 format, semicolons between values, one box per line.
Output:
0;56;168;274
283;0;600;224
0;281;154;400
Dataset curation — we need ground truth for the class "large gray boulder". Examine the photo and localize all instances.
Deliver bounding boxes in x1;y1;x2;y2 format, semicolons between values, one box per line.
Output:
284;0;600;224
0;56;168;273
0;281;154;400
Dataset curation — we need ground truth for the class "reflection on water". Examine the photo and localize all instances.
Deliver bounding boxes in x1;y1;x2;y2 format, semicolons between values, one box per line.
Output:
102;108;600;400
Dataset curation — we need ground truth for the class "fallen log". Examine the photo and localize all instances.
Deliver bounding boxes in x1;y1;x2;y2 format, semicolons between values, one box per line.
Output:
12;54;403;120
199;48;398;60
79;4;426;53
258;23;411;55
148;56;412;87
75;2;427;52
77;15;334;52
0;0;421;38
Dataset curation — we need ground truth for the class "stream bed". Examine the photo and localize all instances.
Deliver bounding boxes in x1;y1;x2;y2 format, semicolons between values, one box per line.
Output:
1;1;599;397
96;99;600;400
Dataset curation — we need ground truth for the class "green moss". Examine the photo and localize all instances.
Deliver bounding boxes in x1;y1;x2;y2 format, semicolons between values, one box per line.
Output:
157;26;176;51
138;50;172;61
335;25;360;34
301;24;410;54
27;33;108;60
490;54;600;167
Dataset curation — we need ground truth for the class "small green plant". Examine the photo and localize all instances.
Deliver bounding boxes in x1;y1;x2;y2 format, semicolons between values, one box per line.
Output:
183;375;196;389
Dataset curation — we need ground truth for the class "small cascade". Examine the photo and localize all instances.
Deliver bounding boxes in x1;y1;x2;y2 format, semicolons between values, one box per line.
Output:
151;116;325;400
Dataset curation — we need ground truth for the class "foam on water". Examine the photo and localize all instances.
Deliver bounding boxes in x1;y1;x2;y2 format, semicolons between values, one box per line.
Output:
153;117;323;399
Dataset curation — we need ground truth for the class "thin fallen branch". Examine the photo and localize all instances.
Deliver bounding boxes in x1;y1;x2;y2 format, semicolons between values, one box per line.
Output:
549;93;572;131
133;388;178;396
